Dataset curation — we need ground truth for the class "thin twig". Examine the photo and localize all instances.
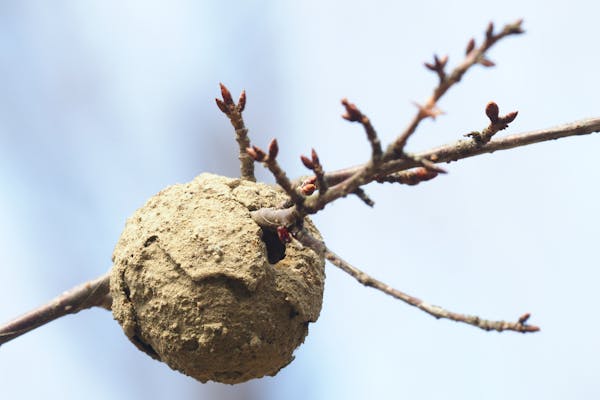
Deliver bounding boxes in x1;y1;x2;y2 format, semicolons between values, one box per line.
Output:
258;117;600;229
309;100;384;212
301;149;328;195
352;187;375;207
248;139;306;207
247;21;528;219
276;20;525;217
341;98;383;163
293;228;539;333
0;272;112;346
321;117;600;192
216;83;255;182
385;19;524;158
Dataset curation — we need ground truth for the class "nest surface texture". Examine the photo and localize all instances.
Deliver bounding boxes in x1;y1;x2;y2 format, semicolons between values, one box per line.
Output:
110;173;325;384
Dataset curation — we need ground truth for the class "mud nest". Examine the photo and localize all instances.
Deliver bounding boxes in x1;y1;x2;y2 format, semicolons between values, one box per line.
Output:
110;173;325;384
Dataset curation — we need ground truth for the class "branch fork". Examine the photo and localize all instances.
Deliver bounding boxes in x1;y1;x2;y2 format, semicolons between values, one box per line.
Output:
242;20;575;335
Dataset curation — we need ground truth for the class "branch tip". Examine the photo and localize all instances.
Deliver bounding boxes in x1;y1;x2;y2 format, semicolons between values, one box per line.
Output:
486;21;495;39
425;54;448;82
485;101;500;123
268;139;279;160
503;111;518;124
292;229;541;334
341;98;363;122
311;148;320;165
300;154;314;170
217;83;255;181
219;82;234;105
238;90;247;112
215;98;228;114
518;312;531;324
353;188;375;207
479;58;496;67
507;18;525;34
465;38;476;55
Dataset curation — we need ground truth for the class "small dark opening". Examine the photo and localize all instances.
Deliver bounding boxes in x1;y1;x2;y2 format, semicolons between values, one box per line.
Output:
261;228;286;264
143;235;158;247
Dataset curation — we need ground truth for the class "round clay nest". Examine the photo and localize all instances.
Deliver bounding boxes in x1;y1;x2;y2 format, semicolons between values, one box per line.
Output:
110;173;325;384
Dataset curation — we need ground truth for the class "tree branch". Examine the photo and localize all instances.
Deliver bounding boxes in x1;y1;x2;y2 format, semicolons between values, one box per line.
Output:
253;117;600;242
323;117;600;189
385;19;524;158
0;272;111;346
293;227;539;333
216;83;255;182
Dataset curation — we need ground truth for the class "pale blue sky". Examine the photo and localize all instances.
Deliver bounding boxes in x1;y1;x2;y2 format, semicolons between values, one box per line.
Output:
1;1;599;399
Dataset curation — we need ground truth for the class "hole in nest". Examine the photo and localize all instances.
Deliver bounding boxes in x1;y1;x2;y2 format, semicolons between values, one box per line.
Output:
144;235;158;247
261;228;286;264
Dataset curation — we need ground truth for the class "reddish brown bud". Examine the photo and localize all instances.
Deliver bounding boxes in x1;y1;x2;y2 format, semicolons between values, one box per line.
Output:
300;155;314;170
518;313;531;324
485;102;500;124
402;168;439;185
341;98;362;122
414;167;438;180
501;111;519;124
219;83;234;105
300;183;316;196
311;149;320;165
425;54;448;73
465;38;476;55
238;90;247;112
485;22;494;39
479;58;496;67
436;54;448;68
424;62;436;71
215;98;229;114
268;139;279;160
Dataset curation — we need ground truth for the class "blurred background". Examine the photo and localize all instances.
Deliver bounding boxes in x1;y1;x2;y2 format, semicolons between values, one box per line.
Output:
1;1;599;399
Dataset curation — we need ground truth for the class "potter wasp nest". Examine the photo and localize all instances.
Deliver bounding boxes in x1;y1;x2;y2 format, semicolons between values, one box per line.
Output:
110;173;325;384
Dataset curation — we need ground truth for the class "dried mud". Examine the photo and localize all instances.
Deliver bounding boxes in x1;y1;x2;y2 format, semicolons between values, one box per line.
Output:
110;173;325;384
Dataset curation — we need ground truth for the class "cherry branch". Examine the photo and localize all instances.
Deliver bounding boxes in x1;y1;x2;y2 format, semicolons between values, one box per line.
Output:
386;19;524;158
292;227;539;333
254;20;525;218
250;115;600;234
241;19;599;336
216;83;255;182
466;101;518;144
247;139;306;208
324;116;600;187
0;272;111;346
301;148;329;195
249;115;600;251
